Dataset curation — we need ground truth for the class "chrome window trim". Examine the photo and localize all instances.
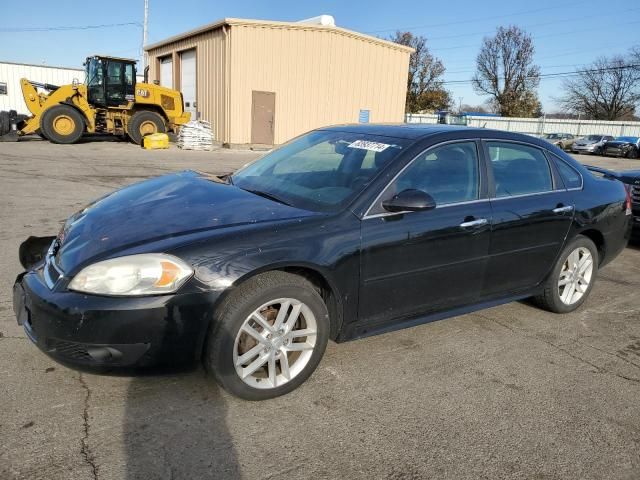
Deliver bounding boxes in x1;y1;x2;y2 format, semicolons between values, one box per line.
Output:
364;198;491;220
362;139;483;220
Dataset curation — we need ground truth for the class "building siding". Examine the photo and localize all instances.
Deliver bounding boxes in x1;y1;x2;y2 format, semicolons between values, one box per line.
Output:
0;62;83;115
146;28;227;143
228;24;410;145
146;19;411;146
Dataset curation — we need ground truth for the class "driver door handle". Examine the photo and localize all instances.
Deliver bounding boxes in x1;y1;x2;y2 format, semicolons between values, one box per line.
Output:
460;218;488;228
553;205;574;214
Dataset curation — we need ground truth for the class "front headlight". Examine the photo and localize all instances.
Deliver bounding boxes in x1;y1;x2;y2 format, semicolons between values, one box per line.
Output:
68;254;193;296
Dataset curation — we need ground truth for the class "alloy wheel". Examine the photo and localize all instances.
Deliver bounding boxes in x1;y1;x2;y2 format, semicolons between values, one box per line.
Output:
233;298;317;389
558;247;593;305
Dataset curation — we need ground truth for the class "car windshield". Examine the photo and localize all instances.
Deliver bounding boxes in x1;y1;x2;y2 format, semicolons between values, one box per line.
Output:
615;136;638;142
232;130;410;212
545;134;560;139
585;135;602;141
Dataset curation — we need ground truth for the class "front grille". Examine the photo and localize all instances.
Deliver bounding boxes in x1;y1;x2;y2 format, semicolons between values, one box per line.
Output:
46;339;92;361
632;185;640;205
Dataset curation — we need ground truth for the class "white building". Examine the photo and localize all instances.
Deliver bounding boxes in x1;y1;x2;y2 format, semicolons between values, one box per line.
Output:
0;61;84;115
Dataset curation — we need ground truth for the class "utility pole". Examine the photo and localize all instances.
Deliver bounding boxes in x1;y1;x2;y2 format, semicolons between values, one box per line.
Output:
142;0;149;70
458;97;463;113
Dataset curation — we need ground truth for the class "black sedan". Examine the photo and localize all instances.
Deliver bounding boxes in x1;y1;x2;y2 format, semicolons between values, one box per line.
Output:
602;136;640;158
13;125;632;400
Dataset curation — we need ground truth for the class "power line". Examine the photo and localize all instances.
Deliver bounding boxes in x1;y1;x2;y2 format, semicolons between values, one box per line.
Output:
0;22;142;33
441;64;640;85
364;1;585;34
425;8;640;43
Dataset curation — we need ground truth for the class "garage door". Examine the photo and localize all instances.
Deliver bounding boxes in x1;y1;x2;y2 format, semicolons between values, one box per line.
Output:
180;49;196;118
159;56;173;89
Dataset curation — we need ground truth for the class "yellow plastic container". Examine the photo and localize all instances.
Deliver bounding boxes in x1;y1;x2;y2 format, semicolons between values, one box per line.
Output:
142;133;170;150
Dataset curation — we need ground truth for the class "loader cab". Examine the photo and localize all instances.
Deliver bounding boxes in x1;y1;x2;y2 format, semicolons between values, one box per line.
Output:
85;56;136;108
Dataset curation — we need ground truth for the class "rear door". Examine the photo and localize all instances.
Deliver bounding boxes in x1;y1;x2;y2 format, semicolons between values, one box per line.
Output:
482;140;574;297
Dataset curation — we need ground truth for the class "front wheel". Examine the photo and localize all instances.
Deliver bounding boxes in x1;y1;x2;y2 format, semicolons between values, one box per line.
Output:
204;271;330;400
627;148;639;159
534;235;598;313
127;111;166;145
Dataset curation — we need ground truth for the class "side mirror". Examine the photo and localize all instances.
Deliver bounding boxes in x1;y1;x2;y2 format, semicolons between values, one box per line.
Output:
382;189;436;213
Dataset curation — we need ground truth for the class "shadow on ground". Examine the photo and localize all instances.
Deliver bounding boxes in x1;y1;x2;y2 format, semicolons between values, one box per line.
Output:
124;369;240;480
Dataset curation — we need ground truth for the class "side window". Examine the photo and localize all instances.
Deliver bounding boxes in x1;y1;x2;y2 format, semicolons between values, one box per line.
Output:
488;142;552;198
373;141;480;213
552;155;582;189
0;82;7;95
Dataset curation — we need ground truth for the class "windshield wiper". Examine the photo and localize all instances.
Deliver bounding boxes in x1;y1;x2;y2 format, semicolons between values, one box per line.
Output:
242;188;291;206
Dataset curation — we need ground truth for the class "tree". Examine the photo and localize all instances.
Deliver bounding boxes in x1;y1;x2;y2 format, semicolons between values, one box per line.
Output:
558;55;640;120
472;26;541;117
391;31;452;113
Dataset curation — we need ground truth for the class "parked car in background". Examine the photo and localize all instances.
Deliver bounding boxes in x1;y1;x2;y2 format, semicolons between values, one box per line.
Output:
13;125;632;400
571;135;615;155
602;136;640;158
543;133;577;151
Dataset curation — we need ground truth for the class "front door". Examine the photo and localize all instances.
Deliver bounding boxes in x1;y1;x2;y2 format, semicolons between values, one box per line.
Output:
359;140;491;327
251;91;275;145
180;49;197;118
482;141;574;296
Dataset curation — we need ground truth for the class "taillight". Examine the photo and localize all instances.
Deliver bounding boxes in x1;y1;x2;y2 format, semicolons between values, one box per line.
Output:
625;185;632;215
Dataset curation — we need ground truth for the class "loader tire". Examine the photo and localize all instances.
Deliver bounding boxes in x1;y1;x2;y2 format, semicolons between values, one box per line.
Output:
0;111;10;136
41;105;85;144
127;111;166;145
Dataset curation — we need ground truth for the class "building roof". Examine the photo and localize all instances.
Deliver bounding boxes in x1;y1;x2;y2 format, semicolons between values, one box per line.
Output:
0;60;83;71
145;17;414;53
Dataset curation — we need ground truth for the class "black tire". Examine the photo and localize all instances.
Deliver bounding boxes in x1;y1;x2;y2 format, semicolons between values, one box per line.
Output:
534;235;599;313
41;105;85;144
204;271;330;400
35;129;48;140
0;111;10;136
127;110;166;145
626;148;638;159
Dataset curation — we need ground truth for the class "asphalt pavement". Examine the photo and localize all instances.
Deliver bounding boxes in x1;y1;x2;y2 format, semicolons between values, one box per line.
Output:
1;138;640;480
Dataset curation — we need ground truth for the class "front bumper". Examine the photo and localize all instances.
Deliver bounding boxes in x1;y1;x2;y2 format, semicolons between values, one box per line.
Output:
13;267;219;371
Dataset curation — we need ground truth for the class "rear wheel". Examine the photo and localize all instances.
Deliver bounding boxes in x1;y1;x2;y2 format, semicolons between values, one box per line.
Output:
41;105;85;144
127;111;166;145
204;271;330;400
534;235;598;313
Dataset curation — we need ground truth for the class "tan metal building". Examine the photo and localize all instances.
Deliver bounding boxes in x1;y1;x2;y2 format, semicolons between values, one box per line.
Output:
145;18;412;147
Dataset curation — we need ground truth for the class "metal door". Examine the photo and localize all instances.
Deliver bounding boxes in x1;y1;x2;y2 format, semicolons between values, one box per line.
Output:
251;91;275;145
180;49;196;117
159;56;173;88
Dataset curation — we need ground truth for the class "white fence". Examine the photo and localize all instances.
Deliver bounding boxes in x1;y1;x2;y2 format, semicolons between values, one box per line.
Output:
405;113;640;138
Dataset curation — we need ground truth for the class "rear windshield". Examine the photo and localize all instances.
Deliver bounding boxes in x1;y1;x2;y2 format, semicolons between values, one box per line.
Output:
232;131;411;212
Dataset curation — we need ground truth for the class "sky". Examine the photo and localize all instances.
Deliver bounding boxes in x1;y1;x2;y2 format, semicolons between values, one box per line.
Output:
1;0;638;112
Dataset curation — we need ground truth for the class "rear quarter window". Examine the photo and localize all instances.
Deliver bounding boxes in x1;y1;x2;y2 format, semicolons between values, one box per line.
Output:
551;155;583;189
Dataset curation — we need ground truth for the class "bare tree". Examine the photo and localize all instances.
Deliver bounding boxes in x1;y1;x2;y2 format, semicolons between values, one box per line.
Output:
391;31;452;113
472;26;541;117
559;55;640;120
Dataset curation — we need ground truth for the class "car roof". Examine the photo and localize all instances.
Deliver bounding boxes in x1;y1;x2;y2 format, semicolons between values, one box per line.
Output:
318;123;544;143
319;123;493;140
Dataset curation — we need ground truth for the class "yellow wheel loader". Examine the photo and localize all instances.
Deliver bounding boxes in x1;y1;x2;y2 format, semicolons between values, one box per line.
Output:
0;55;190;145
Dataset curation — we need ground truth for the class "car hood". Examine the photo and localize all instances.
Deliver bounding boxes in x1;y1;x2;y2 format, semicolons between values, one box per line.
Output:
606;141;634;147
54;170;315;272
619;169;640;185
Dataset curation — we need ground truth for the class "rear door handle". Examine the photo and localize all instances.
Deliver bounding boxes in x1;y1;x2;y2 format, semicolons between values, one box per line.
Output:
553;205;574;214
460;218;488;228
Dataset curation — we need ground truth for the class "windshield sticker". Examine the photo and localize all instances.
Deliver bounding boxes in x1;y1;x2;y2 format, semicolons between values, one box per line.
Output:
348;140;391;152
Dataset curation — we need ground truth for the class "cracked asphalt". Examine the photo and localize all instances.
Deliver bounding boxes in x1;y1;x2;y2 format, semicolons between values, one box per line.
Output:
1;137;640;480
